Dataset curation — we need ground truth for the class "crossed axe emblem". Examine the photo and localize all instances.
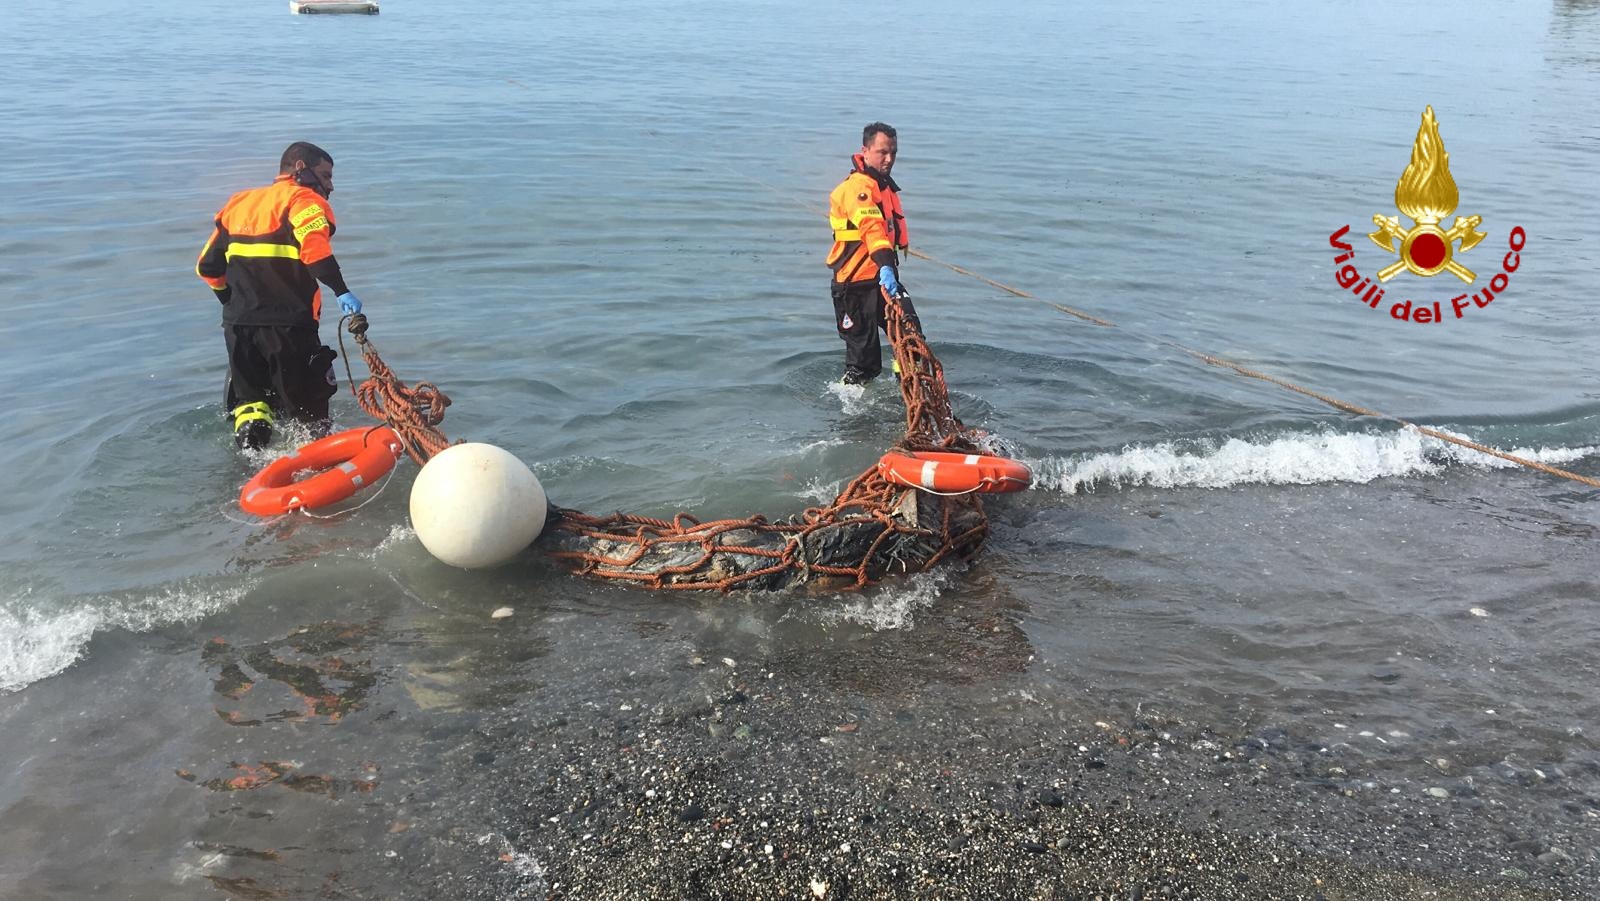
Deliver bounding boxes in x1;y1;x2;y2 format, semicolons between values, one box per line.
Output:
1367;213;1487;283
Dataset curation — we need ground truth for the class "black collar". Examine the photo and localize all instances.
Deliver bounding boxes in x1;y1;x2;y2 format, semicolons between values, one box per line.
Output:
851;154;901;193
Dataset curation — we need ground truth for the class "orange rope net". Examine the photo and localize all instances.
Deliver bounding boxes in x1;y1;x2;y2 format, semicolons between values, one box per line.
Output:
349;296;991;591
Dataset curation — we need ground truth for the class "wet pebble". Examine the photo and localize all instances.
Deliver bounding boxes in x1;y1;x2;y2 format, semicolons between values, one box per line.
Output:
1507;838;1548;857
1537;848;1571;867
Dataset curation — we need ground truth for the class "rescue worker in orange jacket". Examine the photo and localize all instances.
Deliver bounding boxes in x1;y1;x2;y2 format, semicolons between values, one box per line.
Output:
827;122;920;385
196;142;366;449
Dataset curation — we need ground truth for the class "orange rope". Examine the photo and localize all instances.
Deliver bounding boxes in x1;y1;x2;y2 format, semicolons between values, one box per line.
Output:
348;333;455;465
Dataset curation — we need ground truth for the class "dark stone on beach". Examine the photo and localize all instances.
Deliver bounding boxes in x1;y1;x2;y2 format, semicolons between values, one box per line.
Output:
677;804;705;822
472;751;495;765
1254;727;1290;748
1537;848;1572;868
1507;838;1548;857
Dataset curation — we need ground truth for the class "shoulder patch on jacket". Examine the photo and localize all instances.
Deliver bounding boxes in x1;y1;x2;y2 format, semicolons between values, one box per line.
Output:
290;203;325;227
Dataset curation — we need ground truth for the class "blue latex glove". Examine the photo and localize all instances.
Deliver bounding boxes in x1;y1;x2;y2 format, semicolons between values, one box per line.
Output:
877;265;904;298
336;291;362;315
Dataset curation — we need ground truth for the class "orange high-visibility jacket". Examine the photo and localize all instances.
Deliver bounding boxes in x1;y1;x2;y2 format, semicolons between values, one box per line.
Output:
827;154;908;285
196;175;340;326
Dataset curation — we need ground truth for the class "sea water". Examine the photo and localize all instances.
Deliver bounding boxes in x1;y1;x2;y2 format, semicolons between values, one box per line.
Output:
1;0;1598;894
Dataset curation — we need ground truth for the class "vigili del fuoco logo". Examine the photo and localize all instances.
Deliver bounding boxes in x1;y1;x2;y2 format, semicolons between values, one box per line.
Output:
1329;106;1526;324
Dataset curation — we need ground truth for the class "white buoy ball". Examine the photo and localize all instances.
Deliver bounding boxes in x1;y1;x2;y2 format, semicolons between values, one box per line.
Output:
409;443;547;569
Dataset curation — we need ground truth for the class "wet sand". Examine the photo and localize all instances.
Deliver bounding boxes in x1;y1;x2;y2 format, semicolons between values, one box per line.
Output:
4;594;1593;900
396;634;1589;899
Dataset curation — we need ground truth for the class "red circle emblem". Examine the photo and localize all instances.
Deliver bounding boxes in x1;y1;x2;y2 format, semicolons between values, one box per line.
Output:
1409;232;1448;270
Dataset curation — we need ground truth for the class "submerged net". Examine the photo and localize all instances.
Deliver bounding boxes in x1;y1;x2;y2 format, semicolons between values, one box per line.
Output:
351;295;990;590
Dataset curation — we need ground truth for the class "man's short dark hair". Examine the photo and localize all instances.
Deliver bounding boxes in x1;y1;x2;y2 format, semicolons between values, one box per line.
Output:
280;142;333;173
862;122;897;145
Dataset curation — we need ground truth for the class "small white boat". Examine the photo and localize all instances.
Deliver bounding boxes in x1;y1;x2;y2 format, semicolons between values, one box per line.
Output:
290;0;379;13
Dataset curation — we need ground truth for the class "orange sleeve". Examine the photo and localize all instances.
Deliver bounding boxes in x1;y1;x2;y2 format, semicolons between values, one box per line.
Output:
287;189;337;265
196;222;229;290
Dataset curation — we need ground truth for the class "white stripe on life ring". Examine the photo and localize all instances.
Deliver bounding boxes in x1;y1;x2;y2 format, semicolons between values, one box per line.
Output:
964;454;979;465
920;460;939;489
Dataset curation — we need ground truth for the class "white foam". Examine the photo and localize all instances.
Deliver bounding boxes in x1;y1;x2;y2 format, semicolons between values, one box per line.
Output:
374;523;416;555
0;606;100;696
1029;428;1599;495
828;570;952;631
794;437;849;455
236;419;323;470
478;832;548;890
794;475;847;505
824;380;870;415
0;580;251;694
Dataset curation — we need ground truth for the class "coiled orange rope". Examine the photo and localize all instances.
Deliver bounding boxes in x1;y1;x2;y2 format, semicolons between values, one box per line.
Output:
339;319;455;465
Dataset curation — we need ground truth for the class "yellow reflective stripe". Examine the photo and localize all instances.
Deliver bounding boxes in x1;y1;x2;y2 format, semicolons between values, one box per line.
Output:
232;401;274;429
225;244;300;261
290;204;325;227
833;229;861;241
293;216;329;241
853;207;884;219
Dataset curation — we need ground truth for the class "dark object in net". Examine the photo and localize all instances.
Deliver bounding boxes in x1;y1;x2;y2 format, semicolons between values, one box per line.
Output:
354;294;990;590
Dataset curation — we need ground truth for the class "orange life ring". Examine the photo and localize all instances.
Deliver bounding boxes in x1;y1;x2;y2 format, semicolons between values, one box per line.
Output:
240;426;404;515
876;450;1032;495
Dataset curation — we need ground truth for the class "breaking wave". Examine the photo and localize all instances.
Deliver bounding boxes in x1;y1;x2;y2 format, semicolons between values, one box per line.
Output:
1028;427;1597;494
0;580;251;694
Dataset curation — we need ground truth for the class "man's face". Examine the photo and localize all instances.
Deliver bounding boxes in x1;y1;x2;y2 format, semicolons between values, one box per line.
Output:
860;133;897;174
296;159;335;197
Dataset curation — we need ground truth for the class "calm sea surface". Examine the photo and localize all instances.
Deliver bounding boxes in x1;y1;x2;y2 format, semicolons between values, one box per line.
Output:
2;0;1599;895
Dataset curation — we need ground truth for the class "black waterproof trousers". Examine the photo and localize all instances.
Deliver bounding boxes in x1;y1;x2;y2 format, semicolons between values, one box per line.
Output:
830;280;921;383
223;325;338;428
